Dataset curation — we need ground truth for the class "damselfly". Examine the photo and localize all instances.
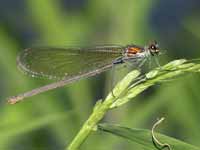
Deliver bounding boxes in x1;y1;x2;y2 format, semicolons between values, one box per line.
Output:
8;41;160;104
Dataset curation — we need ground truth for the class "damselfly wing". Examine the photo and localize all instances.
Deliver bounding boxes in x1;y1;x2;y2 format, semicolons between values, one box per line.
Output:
17;46;124;80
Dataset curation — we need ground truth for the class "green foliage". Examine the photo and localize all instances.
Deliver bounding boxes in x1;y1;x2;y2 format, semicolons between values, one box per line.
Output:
98;123;200;150
1;0;200;150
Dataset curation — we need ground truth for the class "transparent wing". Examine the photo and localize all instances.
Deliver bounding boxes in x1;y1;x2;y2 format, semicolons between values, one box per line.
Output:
17;46;123;80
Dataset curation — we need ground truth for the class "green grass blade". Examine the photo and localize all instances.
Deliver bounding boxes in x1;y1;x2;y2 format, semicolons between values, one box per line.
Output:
98;123;200;150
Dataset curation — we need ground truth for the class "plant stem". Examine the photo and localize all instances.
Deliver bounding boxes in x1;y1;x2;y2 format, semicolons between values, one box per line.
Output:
67;70;140;150
67;97;114;150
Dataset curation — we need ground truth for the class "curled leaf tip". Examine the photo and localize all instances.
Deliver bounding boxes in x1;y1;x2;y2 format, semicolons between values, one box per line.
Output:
152;117;171;150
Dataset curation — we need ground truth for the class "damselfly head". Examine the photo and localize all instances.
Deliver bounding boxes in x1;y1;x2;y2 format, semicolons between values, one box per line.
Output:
148;41;160;56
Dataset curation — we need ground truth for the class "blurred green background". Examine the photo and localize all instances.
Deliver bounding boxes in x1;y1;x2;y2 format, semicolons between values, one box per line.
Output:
0;0;200;150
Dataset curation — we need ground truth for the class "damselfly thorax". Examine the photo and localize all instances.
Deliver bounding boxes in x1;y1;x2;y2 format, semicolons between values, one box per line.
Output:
114;41;160;66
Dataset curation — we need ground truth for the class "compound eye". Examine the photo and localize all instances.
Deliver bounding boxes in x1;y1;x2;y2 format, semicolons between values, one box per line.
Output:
151;45;156;50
